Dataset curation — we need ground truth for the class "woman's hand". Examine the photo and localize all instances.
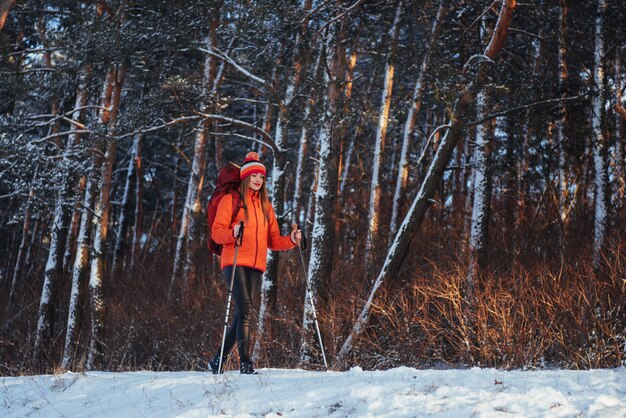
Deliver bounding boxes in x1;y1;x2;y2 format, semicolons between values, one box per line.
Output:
290;224;302;246
233;223;242;239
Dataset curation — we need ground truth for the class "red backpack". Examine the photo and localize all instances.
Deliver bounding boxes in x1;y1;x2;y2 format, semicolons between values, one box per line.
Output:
207;162;242;256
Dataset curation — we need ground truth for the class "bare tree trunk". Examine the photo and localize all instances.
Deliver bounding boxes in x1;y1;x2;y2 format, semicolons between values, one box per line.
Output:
32;37;73;367
338;0;516;366
112;133;141;277
63;178;85;273
86;64;126;370
467;90;492;291
172;125;208;291
9;168;38;304
340;54;369;199
62;70;91;272
33;186;71;367
463;130;476;240
301;20;345;362
172;15;220;292
390;0;446;234
614;49;624;206
293;45;324;224
514;24;543;262
337;45;359;200
256;3;312;362
591;0;608;270
130;134;143;273
62;176;95;370
556;0;569;265
467;16;494;289
365;1;403;264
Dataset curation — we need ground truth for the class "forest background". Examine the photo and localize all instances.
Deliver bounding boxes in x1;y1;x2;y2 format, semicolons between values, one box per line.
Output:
0;0;624;375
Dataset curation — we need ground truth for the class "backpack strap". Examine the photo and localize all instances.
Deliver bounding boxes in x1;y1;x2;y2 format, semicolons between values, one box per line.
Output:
229;191;244;225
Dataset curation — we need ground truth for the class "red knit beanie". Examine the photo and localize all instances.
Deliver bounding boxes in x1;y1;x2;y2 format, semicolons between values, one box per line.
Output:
239;152;266;180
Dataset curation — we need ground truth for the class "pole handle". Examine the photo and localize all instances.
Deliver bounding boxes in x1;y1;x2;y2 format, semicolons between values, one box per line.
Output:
235;221;244;247
296;224;307;251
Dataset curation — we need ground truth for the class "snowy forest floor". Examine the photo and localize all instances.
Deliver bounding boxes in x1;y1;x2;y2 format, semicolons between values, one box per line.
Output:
1;367;625;417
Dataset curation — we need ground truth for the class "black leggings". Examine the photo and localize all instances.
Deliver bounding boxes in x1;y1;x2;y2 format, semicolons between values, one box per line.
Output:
221;266;262;362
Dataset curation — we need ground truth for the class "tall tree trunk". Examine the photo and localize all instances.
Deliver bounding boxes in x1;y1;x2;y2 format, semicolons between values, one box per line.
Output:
301;20;345;363
365;1;403;264
390;0;446;234
9;168;38;304
293;44;324;224
614;49;624;206
32;40;73;368
256;3;312;362
467;90;492;291
171;14;220;292
62;70;91;272
63;179;84;273
62;176;95;370
337;46;359;199
463;130;476;240
338;0;516;366
112;133;141;277
86;64;126;370
591;0;608;270
467;16;494;289
130;134;143;273
556;0;569;265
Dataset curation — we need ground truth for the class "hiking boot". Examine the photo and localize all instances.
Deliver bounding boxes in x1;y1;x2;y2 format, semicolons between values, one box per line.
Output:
240;359;258;375
208;353;224;374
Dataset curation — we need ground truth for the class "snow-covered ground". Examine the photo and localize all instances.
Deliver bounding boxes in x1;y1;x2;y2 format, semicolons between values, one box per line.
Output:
1;366;625;417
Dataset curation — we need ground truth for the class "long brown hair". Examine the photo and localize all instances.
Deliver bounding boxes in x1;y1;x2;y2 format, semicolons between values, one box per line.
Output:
239;175;269;224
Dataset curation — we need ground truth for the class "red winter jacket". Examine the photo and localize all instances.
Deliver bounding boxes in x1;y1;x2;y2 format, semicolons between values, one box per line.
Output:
211;189;295;272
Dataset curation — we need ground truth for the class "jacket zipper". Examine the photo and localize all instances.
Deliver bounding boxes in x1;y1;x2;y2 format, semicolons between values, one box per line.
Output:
253;195;259;268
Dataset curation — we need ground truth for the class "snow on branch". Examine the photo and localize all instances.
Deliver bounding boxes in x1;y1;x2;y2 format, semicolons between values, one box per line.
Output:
116;113;278;151
466;94;587;126
211;132;275;152
195;112;278;151
198;47;266;85
116;116;202;140
31;130;91;144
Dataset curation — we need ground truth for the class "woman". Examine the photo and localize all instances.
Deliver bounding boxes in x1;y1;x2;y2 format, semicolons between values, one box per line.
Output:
209;152;301;374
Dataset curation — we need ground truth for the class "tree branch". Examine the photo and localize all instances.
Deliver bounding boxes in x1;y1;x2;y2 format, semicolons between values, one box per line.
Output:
316;0;369;36
466;94;586;126
195;112;277;151
197;47;266;85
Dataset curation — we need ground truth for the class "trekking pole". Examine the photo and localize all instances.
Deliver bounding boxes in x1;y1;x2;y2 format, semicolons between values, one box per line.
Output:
296;225;329;370
218;221;244;374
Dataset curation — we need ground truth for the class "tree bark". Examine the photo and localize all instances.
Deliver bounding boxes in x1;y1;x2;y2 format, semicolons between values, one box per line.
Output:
467;90;492;288
467;15;495;287
130;134;143;273
86;64;126;370
390;0;446;234
301;21;345;363
591;0;608;270
337;0;516;367
112;133;141;277
171;10;221;292
614;49;624;204
62;176;95;370
9;168;38;304
556;0;569;265
255;2;312;362
365;1;403;264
